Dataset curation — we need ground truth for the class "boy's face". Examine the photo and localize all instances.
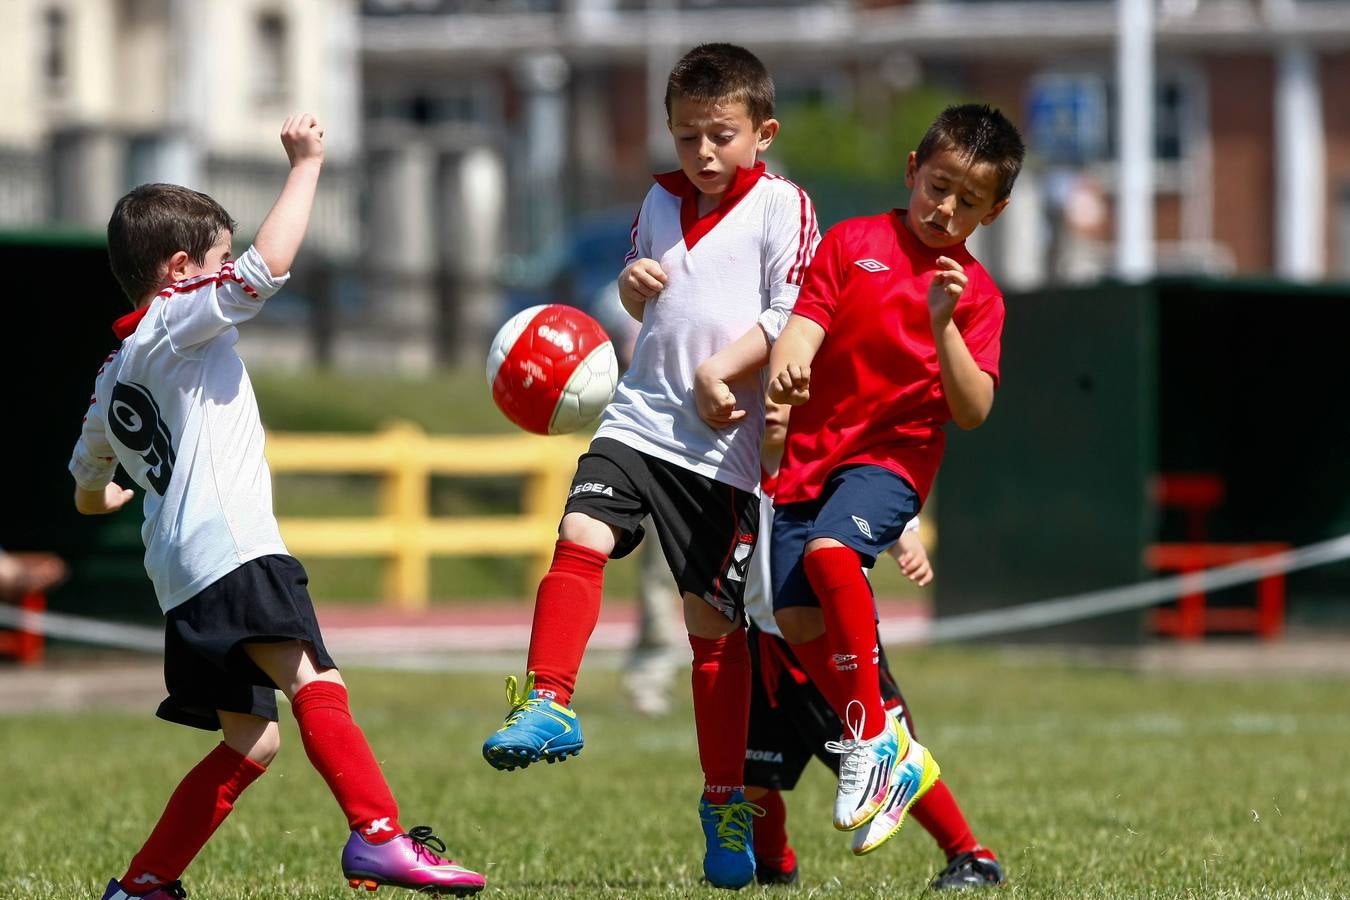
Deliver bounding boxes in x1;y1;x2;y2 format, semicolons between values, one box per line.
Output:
668;96;778;204
164;230;233;289
904;148;1008;249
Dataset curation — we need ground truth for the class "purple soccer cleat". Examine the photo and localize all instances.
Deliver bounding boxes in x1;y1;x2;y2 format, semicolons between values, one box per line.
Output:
341;825;485;895
100;879;187;899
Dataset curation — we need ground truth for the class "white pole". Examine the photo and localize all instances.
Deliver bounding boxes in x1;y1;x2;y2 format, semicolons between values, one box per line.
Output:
1116;0;1154;280
1274;44;1325;281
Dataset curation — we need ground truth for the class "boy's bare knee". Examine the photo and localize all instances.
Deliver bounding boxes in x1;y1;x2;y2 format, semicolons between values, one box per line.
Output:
220;714;281;766
804;537;846;555
775;606;826;644
558;512;620;555
744;785;770;801
683;593;736;639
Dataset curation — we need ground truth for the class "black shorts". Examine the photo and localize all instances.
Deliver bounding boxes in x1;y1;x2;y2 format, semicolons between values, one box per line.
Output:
158;554;337;731
564;437;759;620
743;626;915;791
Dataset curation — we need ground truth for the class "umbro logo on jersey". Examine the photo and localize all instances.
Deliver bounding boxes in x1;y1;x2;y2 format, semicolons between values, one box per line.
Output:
569;482;614;498
852;515;874;539
853;258;890;272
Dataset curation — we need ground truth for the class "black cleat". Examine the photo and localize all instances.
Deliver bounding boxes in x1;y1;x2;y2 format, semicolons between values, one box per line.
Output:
755;860;799;886
929;851;1004;890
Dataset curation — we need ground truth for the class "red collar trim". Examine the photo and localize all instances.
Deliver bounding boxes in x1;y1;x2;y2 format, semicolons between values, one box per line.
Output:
112;306;150;340
653;162;765;250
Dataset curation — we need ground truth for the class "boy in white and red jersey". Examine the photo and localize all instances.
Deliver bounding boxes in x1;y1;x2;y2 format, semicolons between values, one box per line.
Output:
767;104;1025;846
69;116;484;899
481;43;818;890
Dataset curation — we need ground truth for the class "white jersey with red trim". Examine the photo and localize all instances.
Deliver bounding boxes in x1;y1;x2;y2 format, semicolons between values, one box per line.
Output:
68;246;290;613
596;163;819;493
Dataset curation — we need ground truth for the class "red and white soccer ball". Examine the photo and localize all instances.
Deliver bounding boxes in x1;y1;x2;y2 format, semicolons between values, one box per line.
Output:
486;304;619;435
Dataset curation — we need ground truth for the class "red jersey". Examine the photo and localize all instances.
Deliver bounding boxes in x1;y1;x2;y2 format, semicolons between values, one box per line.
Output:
775;210;1004;506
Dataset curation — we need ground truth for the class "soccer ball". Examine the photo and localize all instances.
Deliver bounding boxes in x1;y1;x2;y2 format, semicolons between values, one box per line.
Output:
486;304;619;435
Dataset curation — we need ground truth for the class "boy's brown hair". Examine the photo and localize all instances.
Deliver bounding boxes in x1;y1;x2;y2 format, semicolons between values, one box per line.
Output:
107;183;237;306
915;104;1026;202
664;43;775;126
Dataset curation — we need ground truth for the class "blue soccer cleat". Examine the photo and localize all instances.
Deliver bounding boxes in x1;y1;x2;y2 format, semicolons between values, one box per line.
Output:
699;790;764;890
482;672;584;771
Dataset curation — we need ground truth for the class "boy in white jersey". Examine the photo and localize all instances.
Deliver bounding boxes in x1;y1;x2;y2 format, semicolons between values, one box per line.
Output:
69;115;484;899
481;43;819;890
743;402;1004;890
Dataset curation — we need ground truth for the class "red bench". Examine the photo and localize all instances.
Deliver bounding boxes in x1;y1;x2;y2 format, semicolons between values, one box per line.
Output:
1145;542;1290;640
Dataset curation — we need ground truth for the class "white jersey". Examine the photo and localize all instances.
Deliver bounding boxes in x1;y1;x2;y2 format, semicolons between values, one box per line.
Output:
595;164;819;493
69;246;290;613
743;488;921;637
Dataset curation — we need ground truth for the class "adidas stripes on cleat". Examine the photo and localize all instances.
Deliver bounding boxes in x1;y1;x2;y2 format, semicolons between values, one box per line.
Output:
849;730;941;855
482;672;585;771
826;702;903;831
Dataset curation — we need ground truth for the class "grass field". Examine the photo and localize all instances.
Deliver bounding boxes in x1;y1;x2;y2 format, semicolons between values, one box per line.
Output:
2;647;1348;899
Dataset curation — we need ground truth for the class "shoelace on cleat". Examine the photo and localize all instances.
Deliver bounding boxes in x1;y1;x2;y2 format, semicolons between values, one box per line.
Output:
501;672;546;726
159;883;187;899
705;799;766;852
823;700;872;793
407;825;450;863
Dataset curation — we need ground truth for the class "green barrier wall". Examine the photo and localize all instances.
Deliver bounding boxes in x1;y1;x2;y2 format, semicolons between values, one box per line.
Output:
936;278;1350;642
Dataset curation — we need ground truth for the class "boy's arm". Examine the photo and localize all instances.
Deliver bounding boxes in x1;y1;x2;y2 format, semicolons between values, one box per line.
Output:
69;385;135;515
693;325;771;426
160;116;323;352
618;201;662;323
253;114;324;278
888;519;933;586
929;256;995;429
767;314;825;404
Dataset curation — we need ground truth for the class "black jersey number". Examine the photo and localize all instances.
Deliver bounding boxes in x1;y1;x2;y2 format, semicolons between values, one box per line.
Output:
109;382;177;495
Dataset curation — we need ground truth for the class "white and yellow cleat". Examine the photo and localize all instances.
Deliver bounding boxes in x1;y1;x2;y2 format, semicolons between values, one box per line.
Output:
849;726;941;855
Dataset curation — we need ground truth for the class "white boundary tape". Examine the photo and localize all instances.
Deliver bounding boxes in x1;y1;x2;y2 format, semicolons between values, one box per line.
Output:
2;533;1348;658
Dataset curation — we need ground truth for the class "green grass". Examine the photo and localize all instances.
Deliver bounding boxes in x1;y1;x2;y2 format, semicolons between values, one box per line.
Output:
2;649;1347;898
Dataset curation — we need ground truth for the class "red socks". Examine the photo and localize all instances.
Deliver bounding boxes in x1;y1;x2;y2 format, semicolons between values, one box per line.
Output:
803;546;886;738
912;779;980;858
290;681;402;842
689;629;751;803
525;540;609;706
750;789;795;873
122;743;265;889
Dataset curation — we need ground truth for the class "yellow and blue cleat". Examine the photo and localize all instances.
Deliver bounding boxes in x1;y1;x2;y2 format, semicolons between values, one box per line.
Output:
700;790;764;890
482;672;585;771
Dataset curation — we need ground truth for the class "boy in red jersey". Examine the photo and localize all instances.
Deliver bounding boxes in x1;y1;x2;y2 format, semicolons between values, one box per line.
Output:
481;44;819;890
745;403;1004;890
766;104;1025;847
70;116;483;899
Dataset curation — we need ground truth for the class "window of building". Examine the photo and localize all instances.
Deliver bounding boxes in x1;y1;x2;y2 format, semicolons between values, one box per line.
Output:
42;5;69;97
254;11;289;106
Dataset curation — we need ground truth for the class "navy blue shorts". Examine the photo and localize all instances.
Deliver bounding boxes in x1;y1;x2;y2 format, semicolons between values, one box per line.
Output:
770;464;920;611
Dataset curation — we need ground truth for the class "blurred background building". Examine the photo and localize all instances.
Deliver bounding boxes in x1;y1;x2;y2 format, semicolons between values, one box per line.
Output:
3;0;1350;372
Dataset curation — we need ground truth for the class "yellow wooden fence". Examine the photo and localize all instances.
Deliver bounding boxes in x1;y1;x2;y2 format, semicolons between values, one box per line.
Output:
267;421;588;608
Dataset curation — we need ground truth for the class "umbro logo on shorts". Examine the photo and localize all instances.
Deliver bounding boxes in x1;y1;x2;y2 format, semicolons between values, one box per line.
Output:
852;515;874;539
569;482;614;497
853;258;890;272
